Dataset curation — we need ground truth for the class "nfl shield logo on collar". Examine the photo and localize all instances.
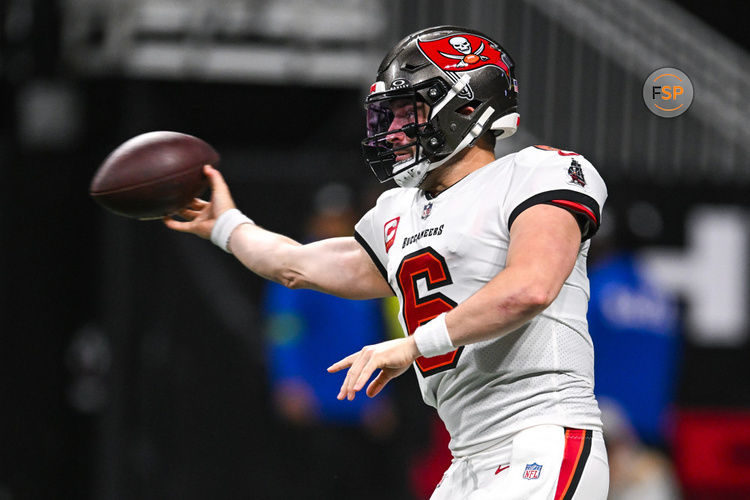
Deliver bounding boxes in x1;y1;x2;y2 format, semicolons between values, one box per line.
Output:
422;202;433;220
523;462;542;480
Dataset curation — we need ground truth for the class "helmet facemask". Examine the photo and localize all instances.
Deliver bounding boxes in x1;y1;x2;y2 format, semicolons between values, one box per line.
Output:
362;86;437;187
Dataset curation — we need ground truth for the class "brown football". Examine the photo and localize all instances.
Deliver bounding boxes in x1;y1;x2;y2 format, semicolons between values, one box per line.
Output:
89;131;218;219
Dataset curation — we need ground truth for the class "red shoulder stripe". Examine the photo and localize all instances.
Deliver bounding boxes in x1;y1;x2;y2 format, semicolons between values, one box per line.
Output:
550;199;597;223
533;145;580;156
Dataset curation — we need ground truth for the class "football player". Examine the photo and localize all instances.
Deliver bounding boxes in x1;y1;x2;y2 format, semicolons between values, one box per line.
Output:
166;26;609;500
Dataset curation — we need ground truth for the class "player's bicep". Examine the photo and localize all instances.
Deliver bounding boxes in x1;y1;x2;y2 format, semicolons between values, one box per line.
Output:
506;204;581;301
295;237;393;299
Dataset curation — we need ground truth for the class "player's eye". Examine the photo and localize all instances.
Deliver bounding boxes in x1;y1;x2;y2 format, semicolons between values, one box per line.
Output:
395;108;415;120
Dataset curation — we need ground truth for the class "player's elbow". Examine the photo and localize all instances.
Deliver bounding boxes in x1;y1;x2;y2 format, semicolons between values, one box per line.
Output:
533;284;560;307
508;285;557;315
271;250;313;289
278;269;310;290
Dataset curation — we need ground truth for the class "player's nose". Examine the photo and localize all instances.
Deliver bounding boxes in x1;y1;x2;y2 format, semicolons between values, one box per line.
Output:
386;129;407;146
387;117;417;146
386;119;407;145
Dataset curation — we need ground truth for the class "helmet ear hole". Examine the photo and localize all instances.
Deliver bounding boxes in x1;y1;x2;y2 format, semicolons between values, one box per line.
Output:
456;100;482;115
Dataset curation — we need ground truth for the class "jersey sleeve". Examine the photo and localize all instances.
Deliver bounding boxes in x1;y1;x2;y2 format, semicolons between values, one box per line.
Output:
503;146;608;241
354;196;390;281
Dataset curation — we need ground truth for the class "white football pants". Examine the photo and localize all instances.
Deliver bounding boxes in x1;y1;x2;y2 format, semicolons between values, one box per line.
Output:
430;425;609;500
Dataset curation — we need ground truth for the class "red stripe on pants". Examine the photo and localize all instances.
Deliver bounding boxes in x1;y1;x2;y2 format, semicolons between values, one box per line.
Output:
554;429;587;500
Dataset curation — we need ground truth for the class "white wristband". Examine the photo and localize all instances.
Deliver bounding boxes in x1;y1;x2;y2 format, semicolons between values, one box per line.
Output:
413;313;454;358
210;208;254;253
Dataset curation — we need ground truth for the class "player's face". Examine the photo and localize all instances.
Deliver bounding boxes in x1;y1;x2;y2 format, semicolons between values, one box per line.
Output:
385;99;429;160
366;97;429;160
362;95;432;183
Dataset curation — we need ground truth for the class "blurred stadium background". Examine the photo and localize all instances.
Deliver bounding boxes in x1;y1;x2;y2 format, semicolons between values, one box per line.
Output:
2;0;750;498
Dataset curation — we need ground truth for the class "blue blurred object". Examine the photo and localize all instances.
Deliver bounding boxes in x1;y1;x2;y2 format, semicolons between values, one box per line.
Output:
264;282;387;423
588;252;681;446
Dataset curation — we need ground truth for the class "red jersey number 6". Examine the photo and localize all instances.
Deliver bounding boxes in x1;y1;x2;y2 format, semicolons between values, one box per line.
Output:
396;247;463;376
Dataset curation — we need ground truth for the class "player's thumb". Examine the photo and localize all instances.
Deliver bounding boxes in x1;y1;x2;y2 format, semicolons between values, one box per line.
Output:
204;165;236;212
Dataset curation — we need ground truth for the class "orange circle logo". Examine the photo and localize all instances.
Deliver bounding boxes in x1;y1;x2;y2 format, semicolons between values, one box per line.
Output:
642;68;693;118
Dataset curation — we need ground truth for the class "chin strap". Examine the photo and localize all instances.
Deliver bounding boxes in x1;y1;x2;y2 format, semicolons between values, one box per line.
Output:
394;105;497;188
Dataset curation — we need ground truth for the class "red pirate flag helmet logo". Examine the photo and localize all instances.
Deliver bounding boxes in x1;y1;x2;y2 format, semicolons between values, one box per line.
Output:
417;33;513;100
417;33;511;76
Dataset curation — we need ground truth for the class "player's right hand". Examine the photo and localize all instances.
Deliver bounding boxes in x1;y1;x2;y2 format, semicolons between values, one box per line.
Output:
163;164;237;239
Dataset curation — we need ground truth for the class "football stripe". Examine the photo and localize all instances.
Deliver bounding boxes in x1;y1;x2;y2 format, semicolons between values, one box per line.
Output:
555;429;592;500
508;190;601;232
550;199;597;223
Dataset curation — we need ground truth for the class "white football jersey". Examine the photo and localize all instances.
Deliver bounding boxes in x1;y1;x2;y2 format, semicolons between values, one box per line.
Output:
354;145;608;456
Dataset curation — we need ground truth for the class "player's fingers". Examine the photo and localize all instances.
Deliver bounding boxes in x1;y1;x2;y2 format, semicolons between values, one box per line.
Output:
204;165;231;197
327;353;356;373
342;349;372;400
204;165;238;214
339;357;361;400
353;359;378;392
366;370;392;398
176;208;200;220
189;198;209;209
336;365;355;400
163;217;194;232
328;351;361;400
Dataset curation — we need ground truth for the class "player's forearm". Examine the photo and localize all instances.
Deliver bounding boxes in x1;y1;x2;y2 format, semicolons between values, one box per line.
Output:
227;226;390;299
228;223;308;287
445;266;557;347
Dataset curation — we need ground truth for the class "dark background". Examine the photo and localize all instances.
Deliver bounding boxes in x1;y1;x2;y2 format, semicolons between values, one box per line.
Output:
2;1;750;499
